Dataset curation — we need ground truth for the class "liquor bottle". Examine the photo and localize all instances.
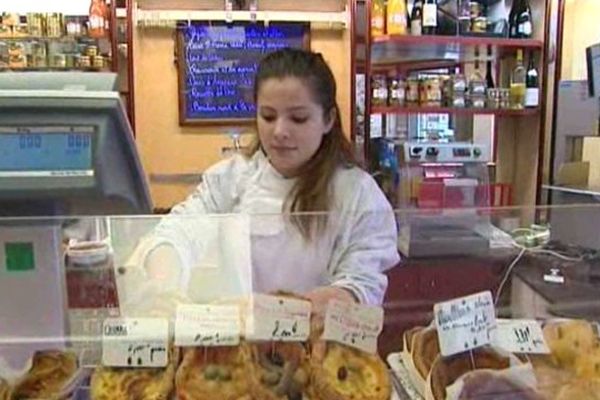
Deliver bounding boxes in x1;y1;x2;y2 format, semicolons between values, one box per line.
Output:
510;49;526;108
486;60;495;89
88;0;108;38
509;0;533;39
371;0;386;37
387;0;409;35
410;0;423;36
422;0;437;35
525;52;539;108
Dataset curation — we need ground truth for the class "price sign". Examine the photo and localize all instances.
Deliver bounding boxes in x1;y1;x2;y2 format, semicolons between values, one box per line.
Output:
245;294;311;342
175;304;241;347
102;318;169;368
434;291;496;357
322;300;384;354
491;319;550;354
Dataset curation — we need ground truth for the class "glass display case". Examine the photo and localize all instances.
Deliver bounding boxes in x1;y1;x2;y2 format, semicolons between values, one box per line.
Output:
0;204;598;399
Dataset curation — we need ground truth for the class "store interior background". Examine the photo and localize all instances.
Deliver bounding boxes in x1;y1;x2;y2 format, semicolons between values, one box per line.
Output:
2;0;599;210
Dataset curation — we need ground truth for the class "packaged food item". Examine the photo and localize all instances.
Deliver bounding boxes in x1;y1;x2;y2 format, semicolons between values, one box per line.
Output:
45;13;64;37
388;77;406;107
406;77;420;104
371;75;389;107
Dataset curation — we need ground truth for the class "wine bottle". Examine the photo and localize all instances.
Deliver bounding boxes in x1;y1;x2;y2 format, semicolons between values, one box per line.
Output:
410;0;423;36
509;0;533;39
422;0;437;36
525;52;539;108
510;49;526;109
486;60;495;89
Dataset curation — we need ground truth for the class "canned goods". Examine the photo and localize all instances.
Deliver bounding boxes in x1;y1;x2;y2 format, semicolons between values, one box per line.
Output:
371;75;388;107
388;78;406;107
406;77;420;104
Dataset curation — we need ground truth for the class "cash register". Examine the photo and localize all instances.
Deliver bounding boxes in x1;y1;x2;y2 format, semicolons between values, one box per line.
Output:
0;72;151;374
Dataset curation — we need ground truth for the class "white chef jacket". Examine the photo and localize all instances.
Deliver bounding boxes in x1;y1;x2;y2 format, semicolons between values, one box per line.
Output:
147;151;400;305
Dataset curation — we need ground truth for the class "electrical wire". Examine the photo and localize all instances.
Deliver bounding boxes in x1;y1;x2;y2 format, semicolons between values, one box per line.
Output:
494;247;527;307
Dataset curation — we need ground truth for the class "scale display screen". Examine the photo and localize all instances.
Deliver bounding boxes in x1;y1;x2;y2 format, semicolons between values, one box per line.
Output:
0;126;94;177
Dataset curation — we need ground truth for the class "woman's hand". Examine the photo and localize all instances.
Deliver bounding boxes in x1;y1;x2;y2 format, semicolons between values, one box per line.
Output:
304;286;358;338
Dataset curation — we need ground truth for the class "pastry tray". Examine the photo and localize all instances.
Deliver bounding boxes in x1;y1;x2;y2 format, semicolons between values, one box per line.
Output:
387;353;424;400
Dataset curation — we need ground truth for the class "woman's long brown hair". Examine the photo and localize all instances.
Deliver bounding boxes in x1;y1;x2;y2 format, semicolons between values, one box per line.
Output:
249;48;359;240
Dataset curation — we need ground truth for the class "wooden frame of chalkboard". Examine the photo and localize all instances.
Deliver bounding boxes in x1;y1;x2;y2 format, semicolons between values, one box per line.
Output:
176;22;310;126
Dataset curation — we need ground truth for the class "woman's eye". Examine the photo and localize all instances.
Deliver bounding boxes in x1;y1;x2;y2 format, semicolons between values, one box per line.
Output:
291;116;308;124
261;115;275;122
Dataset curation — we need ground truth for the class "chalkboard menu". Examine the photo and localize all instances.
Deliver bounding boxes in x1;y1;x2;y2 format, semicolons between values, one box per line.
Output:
177;22;309;125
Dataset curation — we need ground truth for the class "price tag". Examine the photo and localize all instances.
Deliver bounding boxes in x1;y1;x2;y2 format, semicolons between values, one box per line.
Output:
102;318;169;368
322;300;384;354
245;294;311;342
175;304;241;347
434;291;496;357
491;319;550;354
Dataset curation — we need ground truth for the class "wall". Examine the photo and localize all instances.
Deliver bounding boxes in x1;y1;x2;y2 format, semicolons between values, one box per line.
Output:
561;0;600;80
133;26;351;209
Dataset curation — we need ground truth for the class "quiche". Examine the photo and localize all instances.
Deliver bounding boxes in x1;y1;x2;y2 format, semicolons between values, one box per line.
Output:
247;342;310;400
90;364;175;400
308;342;391;400
11;350;79;400
175;346;250;400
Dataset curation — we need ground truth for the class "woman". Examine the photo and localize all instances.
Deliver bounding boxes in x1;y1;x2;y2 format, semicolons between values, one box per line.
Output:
141;48;399;314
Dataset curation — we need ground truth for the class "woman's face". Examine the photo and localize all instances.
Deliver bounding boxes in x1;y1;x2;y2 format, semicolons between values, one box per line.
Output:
256;77;334;178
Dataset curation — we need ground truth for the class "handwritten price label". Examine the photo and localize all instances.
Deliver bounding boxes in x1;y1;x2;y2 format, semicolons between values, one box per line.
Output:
434;291;496;357
102;318;169;368
322;300;384;354
175;304;241;347
245;294;311;342
491;319;550;354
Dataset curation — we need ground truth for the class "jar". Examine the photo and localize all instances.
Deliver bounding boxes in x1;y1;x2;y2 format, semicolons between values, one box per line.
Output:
406;77;420;104
86;45;98;57
92;55;104;69
9;55;26;69
78;55;91;68
0;25;11;37
45;13;63;37
371;75;388;107
487;88;501;109
32;54;47;68
388;78;406;107
8;42;24;57
27;13;44;37
53;54;67;68
420;77;442;106
13;24;29;37
469;94;486;108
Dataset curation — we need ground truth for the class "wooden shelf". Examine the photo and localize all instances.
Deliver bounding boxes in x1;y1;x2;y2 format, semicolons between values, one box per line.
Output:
0;36;94;42
370;35;543;65
371;105;540;116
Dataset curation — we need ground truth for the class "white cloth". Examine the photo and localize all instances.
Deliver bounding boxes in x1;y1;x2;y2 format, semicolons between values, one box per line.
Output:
145;152;400;305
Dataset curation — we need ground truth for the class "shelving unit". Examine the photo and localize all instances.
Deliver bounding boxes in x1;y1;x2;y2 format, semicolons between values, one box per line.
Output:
353;0;552;211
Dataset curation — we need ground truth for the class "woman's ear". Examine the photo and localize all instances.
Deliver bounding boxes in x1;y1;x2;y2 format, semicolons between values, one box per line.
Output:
324;107;337;134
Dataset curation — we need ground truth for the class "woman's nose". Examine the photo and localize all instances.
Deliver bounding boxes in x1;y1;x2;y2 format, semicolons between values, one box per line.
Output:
273;118;290;139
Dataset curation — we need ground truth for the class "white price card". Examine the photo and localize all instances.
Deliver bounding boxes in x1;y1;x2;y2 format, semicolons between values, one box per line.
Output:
175;304;241;347
245;294;311;342
102;318;169;368
491;319;550;354
322;300;384;354
434;291;496;357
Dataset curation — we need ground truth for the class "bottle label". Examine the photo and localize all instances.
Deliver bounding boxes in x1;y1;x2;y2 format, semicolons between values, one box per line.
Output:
423;4;437;27
411;19;422;35
525;88;539;107
522;21;532;36
372;16;384;30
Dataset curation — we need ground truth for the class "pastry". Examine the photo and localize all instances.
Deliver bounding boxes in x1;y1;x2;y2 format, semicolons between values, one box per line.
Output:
543;320;597;368
403;326;424;353
529;355;575;400
457;370;546;400
308;342;391;400
555;378;600;400
90;364;175;400
247;342;309;400
429;347;511;400
0;379;11;400
411;327;440;379
11;350;78;400
175;346;250;400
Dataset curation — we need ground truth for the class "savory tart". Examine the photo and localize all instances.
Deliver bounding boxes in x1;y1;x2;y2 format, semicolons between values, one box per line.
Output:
543;319;597;368
308;342;391;400
456;370;546;400
90;364;175;400
11;350;78;400
555;378;600;400
411;327;440;380
247;342;309;400
175;346;250;400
